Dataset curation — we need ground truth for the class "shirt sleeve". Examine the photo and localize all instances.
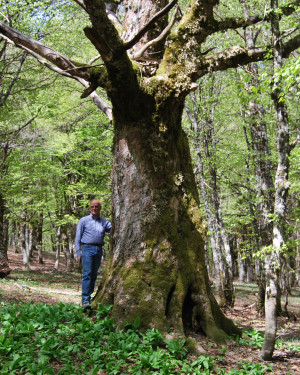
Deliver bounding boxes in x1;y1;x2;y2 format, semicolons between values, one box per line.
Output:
75;218;84;257
105;219;112;233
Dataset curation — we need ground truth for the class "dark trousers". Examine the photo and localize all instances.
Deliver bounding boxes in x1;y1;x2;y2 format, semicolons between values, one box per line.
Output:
81;244;102;304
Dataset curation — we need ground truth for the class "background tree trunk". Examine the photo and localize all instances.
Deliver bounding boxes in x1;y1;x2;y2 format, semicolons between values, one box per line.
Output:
261;0;290;360
20;222;32;270
186;92;234;307
0;193;10;278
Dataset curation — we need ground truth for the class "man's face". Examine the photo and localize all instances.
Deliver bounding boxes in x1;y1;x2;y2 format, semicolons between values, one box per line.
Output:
90;201;101;217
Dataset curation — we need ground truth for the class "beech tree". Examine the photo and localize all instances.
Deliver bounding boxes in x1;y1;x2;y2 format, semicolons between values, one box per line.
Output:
1;0;299;345
185;82;234;308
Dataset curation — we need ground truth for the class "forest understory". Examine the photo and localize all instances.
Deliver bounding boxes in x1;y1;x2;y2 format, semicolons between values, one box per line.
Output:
0;250;299;374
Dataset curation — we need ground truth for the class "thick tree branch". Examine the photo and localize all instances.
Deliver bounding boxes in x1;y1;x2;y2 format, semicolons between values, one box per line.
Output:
83;0;150;121
123;0;178;51
0;21;90;80
77;77;113;120
282;34;300;57
200;34;300;76
215;0;300;33
83;0;126;65
1;29;112;120
84;26;113;62
30;51;112;119
200;46;269;76
157;0;300;95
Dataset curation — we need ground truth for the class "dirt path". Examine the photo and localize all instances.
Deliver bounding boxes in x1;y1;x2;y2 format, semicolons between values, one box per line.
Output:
1;250;299;374
1;250;82;305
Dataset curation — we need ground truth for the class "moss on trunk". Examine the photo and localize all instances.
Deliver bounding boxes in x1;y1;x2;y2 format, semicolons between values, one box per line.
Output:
93;93;241;344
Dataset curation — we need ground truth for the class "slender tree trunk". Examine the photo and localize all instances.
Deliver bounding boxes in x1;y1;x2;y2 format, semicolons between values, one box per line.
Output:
25;223;33;260
204;140;234;308
217;197;234;306
236;233;246;283
191;116;228;306
261;0;290;360
54;226;61;271
20;222;32;270
0;193;10;277
10;220;17;251
186;89;234;307
241;6;276;316
62;228;73;272
37;213;44;264
296;231;300;286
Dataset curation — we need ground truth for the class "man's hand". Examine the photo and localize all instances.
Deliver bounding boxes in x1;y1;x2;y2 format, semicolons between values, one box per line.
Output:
78;256;82;264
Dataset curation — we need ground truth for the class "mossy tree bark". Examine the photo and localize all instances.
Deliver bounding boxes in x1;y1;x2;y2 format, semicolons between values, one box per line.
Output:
85;0;240;341
1;0;299;342
95;92;239;341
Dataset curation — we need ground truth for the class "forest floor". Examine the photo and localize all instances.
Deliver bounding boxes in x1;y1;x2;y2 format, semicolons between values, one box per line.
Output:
1;249;299;374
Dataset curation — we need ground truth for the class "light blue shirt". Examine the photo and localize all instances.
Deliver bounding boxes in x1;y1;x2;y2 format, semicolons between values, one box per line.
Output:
75;214;112;257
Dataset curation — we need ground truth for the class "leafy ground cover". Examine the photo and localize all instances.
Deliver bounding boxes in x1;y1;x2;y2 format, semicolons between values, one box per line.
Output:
0;250;299;374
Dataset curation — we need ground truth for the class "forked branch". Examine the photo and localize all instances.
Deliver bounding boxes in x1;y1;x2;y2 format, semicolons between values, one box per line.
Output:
1;26;112;120
131;5;179;60
123;0;178;51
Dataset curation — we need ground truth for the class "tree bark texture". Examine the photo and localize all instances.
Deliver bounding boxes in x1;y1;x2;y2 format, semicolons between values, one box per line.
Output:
94;92;239;341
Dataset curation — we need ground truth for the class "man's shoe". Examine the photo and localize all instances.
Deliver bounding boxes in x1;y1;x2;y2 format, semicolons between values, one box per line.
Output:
82;302;92;310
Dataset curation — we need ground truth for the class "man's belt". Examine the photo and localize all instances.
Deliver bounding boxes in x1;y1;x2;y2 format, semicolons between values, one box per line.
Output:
81;243;102;246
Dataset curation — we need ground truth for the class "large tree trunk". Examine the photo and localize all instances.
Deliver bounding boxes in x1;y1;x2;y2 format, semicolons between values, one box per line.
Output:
84;0;242;343
94;92;240;342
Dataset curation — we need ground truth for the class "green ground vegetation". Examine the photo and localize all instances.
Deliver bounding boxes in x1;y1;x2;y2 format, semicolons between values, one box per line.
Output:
0;300;276;375
1;271;299;374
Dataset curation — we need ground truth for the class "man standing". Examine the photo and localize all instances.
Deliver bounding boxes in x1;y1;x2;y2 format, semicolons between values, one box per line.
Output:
75;199;111;310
